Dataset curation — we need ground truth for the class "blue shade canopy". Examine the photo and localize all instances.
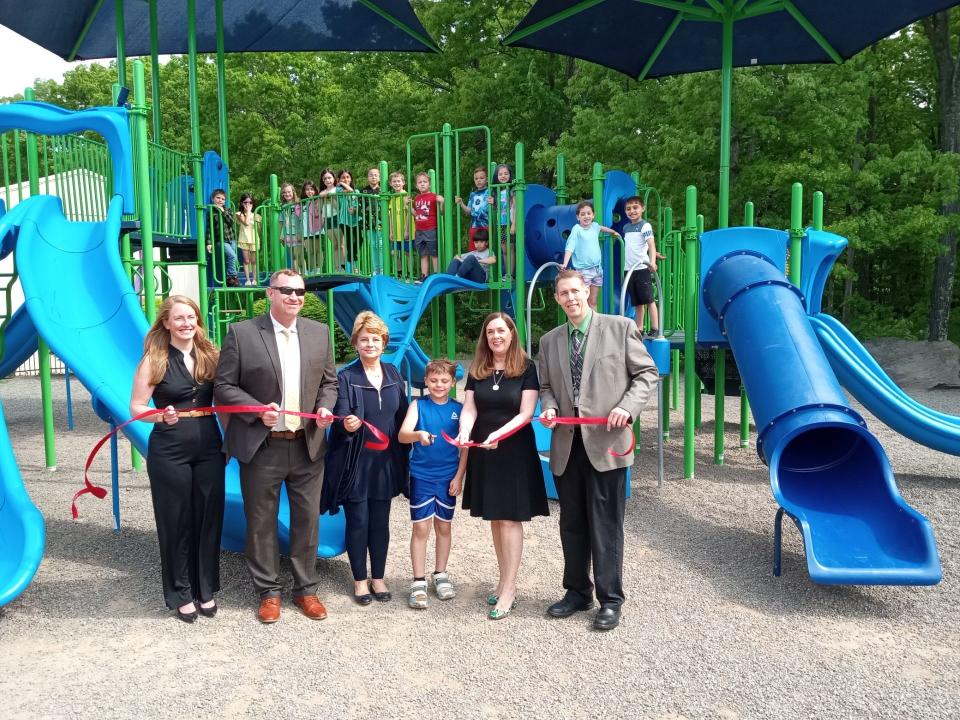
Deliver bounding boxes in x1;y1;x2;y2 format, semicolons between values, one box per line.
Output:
504;0;960;79
0;0;439;61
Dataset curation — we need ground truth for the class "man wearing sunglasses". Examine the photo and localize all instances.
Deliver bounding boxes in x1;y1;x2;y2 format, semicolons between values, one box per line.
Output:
215;269;338;623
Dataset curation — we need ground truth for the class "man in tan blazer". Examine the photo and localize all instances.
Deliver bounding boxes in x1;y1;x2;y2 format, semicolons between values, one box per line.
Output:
537;269;657;630
214;269;337;623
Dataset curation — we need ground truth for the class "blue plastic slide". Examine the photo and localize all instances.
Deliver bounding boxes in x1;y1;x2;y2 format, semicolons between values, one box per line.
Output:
699;227;941;585
810;313;960;456
0;307;39;378
0;398;45;607
332;274;485;385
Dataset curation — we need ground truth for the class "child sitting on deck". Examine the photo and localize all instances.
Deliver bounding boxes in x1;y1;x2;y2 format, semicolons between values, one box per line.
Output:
445;228;496;284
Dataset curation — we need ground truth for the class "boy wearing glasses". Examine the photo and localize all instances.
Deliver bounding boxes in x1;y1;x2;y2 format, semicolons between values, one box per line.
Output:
215;269;338;623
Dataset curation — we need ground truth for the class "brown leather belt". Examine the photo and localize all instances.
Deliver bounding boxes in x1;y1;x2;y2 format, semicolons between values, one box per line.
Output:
269;429;305;439
179;410;214;417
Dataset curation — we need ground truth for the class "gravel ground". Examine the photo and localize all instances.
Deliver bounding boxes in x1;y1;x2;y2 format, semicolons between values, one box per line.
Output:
0;374;958;719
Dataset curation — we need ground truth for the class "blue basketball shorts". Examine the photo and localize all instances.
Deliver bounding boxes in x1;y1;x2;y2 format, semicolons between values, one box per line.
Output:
409;475;456;523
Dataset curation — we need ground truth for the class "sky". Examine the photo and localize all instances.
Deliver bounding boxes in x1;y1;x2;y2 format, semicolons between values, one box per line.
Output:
0;27;106;98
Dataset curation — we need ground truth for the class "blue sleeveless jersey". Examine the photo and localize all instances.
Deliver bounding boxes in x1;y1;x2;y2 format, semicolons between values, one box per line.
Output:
409;397;462;482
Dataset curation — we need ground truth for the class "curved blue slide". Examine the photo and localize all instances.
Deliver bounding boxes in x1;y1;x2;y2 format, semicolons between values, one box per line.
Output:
810;313;960;456
699;227;941;585
0;308;39;378
0;101;346;607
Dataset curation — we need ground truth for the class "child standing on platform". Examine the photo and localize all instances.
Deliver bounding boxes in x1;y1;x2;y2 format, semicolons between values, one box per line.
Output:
360;167;384;274
398;359;467;609
408;172;445;282
317;168;342;267
622;196;660;335
207;188;238;287
489;163;516;277
387;171;412;272
235;192;261;285
454;166;489;251
278;182;301;271
300;180;322;273
562;200;621;310
337;169;361;265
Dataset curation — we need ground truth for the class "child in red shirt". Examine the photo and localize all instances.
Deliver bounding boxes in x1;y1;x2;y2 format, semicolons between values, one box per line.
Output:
407;172;445;282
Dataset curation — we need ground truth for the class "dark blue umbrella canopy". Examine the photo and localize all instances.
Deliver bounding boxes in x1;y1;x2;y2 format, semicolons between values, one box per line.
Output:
0;0;439;60
505;0;960;79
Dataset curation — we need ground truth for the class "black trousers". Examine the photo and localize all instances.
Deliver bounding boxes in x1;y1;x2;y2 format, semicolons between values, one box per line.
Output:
343;498;392;581
555;431;626;608
239;435;323;598
146;418;225;610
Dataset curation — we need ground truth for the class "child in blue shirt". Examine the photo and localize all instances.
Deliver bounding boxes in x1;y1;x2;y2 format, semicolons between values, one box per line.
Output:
454;166;489;250
562;201;621;310
398;359;467;609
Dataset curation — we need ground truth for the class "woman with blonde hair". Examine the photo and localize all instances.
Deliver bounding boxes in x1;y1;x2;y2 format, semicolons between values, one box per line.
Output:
457;312;547;619
130;295;225;623
321;311;410;604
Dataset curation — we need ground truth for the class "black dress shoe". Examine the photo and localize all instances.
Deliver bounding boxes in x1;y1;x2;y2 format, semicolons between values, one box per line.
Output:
198;601;218;618
353;591;374;606
593;606;621;631
369;581;391;602
547;596;593;618
176;608;198;624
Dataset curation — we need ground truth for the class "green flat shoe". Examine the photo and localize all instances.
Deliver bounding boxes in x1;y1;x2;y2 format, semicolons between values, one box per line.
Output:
487;597;519;620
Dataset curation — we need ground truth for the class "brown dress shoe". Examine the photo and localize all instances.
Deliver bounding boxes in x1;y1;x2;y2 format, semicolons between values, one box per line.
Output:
258;596;281;624
293;594;328;620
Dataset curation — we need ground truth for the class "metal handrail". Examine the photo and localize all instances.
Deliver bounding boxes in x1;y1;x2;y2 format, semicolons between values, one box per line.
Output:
525;261;565;356
620;263;665;488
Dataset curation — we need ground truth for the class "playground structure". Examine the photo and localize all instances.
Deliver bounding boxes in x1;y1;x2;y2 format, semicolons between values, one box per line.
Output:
0;22;957;607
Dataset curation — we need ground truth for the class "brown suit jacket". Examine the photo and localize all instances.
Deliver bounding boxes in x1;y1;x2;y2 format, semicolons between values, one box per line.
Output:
214;314;338;464
537;312;657;475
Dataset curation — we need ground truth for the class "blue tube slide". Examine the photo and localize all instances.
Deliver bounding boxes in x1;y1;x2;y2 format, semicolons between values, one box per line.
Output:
0;308;39;379
701;231;941;585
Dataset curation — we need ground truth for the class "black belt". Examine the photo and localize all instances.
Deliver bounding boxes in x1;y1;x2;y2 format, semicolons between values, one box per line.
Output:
269;429;305;440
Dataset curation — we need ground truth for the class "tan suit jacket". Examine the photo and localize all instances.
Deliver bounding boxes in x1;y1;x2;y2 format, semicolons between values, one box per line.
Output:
537;313;657;475
214;314;338;464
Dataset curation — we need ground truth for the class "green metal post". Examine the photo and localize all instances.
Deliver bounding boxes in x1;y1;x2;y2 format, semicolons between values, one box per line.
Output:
25;88;56;469
740;200;754;448
789;182;803;286
591;162;606;312
378;160;391;275
555;153;567;206
115;0;127;88
113;82;134;281
683;185;698;479
149;0;161;142
514;143;528;349
187;0;209;320
813;191;824;231
133;61;157;324
662;205;673;437
215;0;230;171
429;169;440;358
717;1;734;230
269;174;282;269
441;124;455;363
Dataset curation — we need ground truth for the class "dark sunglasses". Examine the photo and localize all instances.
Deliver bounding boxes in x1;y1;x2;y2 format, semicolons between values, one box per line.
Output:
270;286;307;297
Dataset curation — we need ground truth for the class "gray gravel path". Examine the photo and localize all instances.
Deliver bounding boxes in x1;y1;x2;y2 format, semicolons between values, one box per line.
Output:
0;375;957;719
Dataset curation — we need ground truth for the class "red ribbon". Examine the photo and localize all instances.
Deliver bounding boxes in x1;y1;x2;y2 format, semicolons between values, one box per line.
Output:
72;405;388;520
441;415;636;457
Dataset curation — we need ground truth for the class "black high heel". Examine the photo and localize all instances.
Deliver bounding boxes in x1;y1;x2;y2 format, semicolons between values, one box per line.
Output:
176;607;198;624
198;601;218;618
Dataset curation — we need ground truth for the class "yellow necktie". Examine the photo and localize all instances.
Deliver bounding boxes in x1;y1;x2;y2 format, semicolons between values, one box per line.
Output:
281;329;300;431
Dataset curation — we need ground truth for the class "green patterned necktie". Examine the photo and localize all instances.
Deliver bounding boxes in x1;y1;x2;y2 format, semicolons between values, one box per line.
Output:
570;328;584;402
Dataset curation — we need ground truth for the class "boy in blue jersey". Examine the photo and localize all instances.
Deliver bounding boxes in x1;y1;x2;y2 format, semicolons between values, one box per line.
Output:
562;201;621;310
398;359;468;609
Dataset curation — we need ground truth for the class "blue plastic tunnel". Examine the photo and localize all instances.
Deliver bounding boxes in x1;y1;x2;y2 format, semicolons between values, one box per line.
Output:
702;249;940;584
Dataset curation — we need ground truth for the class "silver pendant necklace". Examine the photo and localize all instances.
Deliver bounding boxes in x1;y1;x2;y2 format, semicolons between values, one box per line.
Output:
492;369;504;391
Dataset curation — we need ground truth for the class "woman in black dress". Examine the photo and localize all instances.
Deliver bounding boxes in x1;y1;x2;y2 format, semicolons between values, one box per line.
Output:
458;312;547;619
130;295;225;623
321;311;409;605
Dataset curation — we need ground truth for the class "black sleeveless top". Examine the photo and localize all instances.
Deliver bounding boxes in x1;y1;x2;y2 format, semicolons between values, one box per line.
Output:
152;346;214;410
